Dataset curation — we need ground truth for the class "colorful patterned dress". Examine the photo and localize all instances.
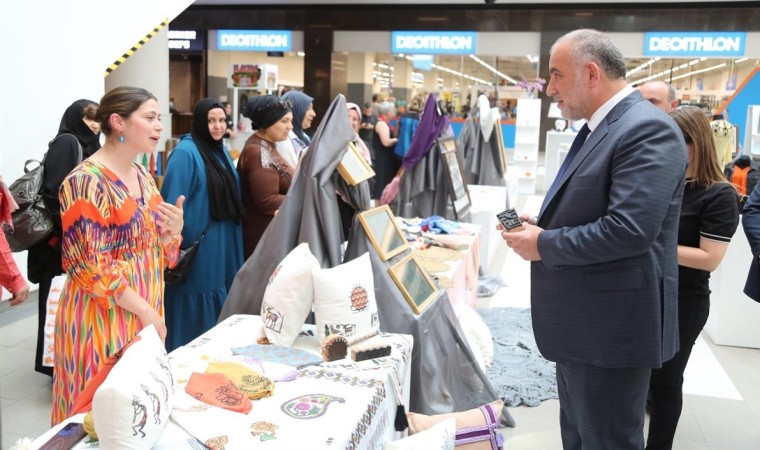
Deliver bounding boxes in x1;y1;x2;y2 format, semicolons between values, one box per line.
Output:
51;160;180;425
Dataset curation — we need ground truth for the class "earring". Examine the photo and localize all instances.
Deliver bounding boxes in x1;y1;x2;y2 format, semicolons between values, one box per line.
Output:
118;135;125;143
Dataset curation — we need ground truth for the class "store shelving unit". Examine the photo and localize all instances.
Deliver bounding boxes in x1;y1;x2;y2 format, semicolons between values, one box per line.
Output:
746;105;760;156
512;98;542;194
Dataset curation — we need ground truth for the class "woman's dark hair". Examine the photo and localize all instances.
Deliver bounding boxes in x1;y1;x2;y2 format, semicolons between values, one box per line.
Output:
96;86;157;135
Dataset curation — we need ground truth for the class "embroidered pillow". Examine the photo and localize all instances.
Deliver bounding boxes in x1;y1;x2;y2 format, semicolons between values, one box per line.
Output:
407;400;504;450
92;325;175;449
261;243;321;347
385;417;456;450
312;252;380;344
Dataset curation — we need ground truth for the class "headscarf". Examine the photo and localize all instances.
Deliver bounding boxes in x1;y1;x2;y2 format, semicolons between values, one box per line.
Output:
402;94;451;170
58;99;101;157
346;102;372;164
191;98;243;222
477;95;497;141
282;90;314;145
242;95;291;131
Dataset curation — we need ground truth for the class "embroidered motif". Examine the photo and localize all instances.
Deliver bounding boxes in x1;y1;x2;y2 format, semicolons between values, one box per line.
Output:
268;264;282;285
156;356;175;393
350;284;369;311
214;381;247;407
239;373;275;400
263;303;284;333
325;323;356;338
151;371;169;403
370;312;379;327
205;435;229;450
251;421;278;441
131;395;148;438
141;383;161;424
281;394;345;419
298;369;384;389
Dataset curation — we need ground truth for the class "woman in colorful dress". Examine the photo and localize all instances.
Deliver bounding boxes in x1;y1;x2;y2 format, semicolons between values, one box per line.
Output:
51;86;184;425
161;98;244;351
237;95;294;258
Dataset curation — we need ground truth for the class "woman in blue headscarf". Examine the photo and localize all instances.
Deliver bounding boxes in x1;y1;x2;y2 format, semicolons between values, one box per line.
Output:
276;90;316;164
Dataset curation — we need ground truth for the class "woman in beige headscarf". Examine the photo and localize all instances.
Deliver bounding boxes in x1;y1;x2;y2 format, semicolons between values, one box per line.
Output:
346;102;372;165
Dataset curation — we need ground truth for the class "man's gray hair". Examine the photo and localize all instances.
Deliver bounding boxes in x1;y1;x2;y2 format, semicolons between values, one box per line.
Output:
377;101;395;116
553;29;627;80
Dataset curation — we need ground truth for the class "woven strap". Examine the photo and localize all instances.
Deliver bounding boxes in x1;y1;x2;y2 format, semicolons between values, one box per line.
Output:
454;403;504;449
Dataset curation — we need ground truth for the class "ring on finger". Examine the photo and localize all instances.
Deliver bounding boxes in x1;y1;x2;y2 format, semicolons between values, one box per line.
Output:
167;219;173;226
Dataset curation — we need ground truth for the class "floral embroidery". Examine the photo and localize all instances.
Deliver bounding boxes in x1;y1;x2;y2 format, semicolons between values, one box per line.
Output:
281;394;345;419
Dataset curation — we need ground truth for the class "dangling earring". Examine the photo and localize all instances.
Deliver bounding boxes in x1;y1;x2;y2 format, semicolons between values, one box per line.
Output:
118;135;125;143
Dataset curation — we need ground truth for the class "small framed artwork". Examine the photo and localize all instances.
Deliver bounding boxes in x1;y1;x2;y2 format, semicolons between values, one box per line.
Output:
357;205;410;261
337;141;375;186
437;137;472;220
493;121;508;174
388;253;439;315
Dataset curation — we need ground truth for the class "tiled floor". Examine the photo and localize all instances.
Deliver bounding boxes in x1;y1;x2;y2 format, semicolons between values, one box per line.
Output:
2;193;760;449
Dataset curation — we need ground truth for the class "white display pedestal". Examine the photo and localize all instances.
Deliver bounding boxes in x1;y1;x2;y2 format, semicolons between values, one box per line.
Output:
468;184;508;274
513;98;541;194
705;221;760;348
543;130;577;193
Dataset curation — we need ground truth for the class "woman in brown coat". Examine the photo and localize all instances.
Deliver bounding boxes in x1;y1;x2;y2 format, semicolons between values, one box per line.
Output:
237;95;294;258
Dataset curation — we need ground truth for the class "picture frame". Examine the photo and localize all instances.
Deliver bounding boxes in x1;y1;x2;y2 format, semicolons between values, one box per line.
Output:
437;137;472;220
337;141;375;186
387;253;439;315
357;205;410;261
493;120;508;174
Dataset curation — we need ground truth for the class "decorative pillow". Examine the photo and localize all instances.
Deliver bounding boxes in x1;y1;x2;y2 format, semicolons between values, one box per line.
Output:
313;252;380;344
458;305;494;368
261;242;321;347
385;417;456;450
407;400;504;450
92;325;175;450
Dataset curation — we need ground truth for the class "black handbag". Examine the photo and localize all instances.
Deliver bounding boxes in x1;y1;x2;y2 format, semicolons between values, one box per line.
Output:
164;226;208;285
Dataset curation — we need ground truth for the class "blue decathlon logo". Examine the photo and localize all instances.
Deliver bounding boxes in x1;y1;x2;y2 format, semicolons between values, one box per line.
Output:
392;31;477;55
644;32;746;57
217;30;292;51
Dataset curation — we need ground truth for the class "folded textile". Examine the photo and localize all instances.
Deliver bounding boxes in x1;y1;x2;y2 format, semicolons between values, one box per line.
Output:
420;215;461;234
185;372;252;414
206;361;275;400
231;344;323;369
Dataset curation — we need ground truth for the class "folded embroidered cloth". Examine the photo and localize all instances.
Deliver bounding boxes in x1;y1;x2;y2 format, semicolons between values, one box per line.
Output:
206;361;275;400
185;372;252;414
231;344;323;369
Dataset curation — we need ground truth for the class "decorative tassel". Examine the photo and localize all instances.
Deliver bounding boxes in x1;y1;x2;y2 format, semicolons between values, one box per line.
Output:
394;404;409;431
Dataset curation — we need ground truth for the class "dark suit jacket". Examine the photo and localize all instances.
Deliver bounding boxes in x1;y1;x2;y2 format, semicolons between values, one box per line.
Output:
533;90;686;369
742;181;760;302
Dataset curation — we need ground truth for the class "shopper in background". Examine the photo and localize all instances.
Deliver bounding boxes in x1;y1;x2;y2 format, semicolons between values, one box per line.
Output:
501;29;687;449
238;95;294;258
371;102;398;200
278;90;316;161
360;101;377;155
27;99;101;377
638;80;679;113
645;106;740;450
223;101;238;141
1;175;30;306
51;86;184;425
394;95;424;159
160;98;244;352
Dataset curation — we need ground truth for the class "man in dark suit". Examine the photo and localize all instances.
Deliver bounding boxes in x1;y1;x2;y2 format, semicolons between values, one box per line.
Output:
502;29;687;449
742;181;760;302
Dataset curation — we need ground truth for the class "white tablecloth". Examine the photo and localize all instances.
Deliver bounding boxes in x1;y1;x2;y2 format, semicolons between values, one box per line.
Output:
33;315;413;450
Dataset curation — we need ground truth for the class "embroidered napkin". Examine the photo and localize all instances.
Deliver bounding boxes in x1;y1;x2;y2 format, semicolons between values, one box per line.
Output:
185;372;252;414
205;361;275;400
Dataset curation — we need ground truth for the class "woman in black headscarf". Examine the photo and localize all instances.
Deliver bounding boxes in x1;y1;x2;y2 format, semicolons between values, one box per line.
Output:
161;98;244;351
28;99;100;376
277;90;316;163
238;95;294;257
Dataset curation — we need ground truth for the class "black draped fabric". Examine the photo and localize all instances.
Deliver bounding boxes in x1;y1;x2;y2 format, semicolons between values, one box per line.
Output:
343;220;515;426
220;94;370;320
458;114;506;187
191;98;243;222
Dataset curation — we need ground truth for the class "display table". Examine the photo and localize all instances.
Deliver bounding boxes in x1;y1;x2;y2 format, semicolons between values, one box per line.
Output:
32;315;413;449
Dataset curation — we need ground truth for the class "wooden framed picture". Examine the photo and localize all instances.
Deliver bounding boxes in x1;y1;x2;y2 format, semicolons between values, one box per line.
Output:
437;137;472;220
357;205;410;261
337;141;375;186
493;121;508;174
388;253;439;314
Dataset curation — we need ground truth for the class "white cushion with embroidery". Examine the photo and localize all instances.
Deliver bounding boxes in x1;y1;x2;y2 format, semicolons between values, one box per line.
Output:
261;243;321;347
385;417;456;450
92;325;175;450
313;252;380;344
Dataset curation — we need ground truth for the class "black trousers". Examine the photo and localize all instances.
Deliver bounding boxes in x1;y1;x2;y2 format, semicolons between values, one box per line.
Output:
557;362;650;450
646;294;710;450
34;273;54;377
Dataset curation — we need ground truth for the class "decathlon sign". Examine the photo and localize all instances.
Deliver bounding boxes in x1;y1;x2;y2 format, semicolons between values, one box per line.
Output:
217;30;292;51
644;32;746;57
392;31;476;55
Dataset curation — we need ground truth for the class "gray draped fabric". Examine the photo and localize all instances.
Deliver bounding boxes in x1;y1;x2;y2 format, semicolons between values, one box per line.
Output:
220;94;369;320
459;115;506;187
344;221;515;426
392;128;458;220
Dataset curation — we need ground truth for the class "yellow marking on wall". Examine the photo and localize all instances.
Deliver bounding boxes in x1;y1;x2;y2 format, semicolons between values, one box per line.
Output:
105;19;169;77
